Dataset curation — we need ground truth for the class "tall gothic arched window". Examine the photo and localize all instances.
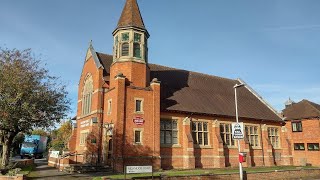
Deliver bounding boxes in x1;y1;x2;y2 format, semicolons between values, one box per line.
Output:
82;75;93;115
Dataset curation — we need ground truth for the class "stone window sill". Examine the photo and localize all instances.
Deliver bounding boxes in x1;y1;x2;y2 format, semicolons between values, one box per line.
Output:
160;144;181;148
194;145;213;149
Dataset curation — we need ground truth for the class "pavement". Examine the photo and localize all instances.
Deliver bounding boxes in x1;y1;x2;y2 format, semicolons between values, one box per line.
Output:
27;158;112;180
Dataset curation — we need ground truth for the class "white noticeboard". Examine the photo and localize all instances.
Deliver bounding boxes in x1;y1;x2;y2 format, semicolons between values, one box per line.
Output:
232;122;244;139
50;151;60;158
126;166;152;174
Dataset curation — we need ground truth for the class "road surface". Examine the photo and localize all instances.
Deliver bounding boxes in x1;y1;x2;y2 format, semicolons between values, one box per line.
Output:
27;158;111;180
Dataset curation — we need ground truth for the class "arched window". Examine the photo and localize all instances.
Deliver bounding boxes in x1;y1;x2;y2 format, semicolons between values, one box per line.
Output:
82;75;93;115
121;43;129;56
133;43;141;58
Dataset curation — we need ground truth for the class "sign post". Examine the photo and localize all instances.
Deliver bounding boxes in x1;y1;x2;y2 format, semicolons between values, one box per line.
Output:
233;83;245;180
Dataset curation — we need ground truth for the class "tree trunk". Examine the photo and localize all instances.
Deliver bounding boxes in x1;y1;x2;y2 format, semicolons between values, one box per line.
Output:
1;135;14;168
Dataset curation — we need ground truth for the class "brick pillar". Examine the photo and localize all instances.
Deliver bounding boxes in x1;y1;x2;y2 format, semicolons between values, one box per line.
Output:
261;124;274;166
212;120;225;168
182;117;195;169
150;78;161;170
113;73;126;172
280;126;293;165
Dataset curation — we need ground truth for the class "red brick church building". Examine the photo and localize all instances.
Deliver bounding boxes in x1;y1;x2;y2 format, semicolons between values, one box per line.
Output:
67;0;293;172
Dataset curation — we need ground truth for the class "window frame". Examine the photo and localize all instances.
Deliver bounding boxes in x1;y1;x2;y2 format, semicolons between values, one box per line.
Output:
80;130;90;145
267;127;281;149
192;121;209;146
82;75;93;116
292;121;303;132
133;43;141;58
134;98;144;113
121;32;130;42
245;125;260;147
121;42;129;57
294;143;305;151
133;128;143;145
307;143;319;151
160;119;179;146
220;123;235;147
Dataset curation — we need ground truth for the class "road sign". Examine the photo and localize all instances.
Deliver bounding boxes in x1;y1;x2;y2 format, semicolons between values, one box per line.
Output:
232;122;244;139
126;166;152;174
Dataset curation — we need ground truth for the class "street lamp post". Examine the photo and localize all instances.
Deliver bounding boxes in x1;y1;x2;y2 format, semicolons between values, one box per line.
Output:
234;83;245;180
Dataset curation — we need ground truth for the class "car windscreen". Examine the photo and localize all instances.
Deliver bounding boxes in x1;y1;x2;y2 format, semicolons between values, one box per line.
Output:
22;142;36;148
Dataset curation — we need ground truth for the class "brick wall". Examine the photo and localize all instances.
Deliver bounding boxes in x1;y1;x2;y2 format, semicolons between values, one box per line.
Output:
285;118;320;166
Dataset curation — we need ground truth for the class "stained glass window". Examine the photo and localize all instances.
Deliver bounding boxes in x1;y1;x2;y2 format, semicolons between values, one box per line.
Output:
134;33;141;42
122;33;129;41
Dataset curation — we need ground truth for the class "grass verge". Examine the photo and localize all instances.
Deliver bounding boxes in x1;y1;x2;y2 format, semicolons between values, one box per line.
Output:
102;166;318;179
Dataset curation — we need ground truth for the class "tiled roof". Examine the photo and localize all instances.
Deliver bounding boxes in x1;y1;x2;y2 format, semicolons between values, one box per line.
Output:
283;99;320;120
117;0;145;29
98;52;282;122
96;52;113;75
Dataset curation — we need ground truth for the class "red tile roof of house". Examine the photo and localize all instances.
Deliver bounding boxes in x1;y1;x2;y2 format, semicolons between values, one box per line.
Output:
283;99;320;120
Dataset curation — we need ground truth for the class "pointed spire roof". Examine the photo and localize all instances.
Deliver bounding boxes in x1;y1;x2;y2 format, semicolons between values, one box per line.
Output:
117;0;145;29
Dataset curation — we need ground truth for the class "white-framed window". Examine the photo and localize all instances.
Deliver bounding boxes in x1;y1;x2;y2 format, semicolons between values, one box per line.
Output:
292;121;302;132
133;128;143;145
135;98;143;113
160;119;178;145
80;131;90;145
82;75;93;116
107;99;112;115
268;127;280;148
192;121;209;146
245;125;260;147
220;123;235;146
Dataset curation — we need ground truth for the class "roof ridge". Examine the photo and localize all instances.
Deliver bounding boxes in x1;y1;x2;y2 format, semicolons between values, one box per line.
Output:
149;63;237;82
304;100;320;114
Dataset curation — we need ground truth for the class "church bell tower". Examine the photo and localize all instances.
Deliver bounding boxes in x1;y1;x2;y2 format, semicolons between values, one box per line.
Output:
110;0;150;88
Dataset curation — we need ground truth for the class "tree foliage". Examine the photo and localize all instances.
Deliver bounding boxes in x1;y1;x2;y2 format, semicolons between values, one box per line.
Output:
32;129;48;137
0;48;70;167
49;120;73;153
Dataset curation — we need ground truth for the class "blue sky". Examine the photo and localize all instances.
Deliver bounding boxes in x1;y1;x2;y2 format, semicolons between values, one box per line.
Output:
1;0;319;117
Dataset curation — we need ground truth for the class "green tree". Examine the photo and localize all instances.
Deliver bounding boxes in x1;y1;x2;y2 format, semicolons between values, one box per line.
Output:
57;120;72;149
49;120;72;153
0;48;70;167
32;129;48;136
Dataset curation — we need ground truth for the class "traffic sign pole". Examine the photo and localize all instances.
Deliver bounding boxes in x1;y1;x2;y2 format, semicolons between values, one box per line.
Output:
234;85;243;180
